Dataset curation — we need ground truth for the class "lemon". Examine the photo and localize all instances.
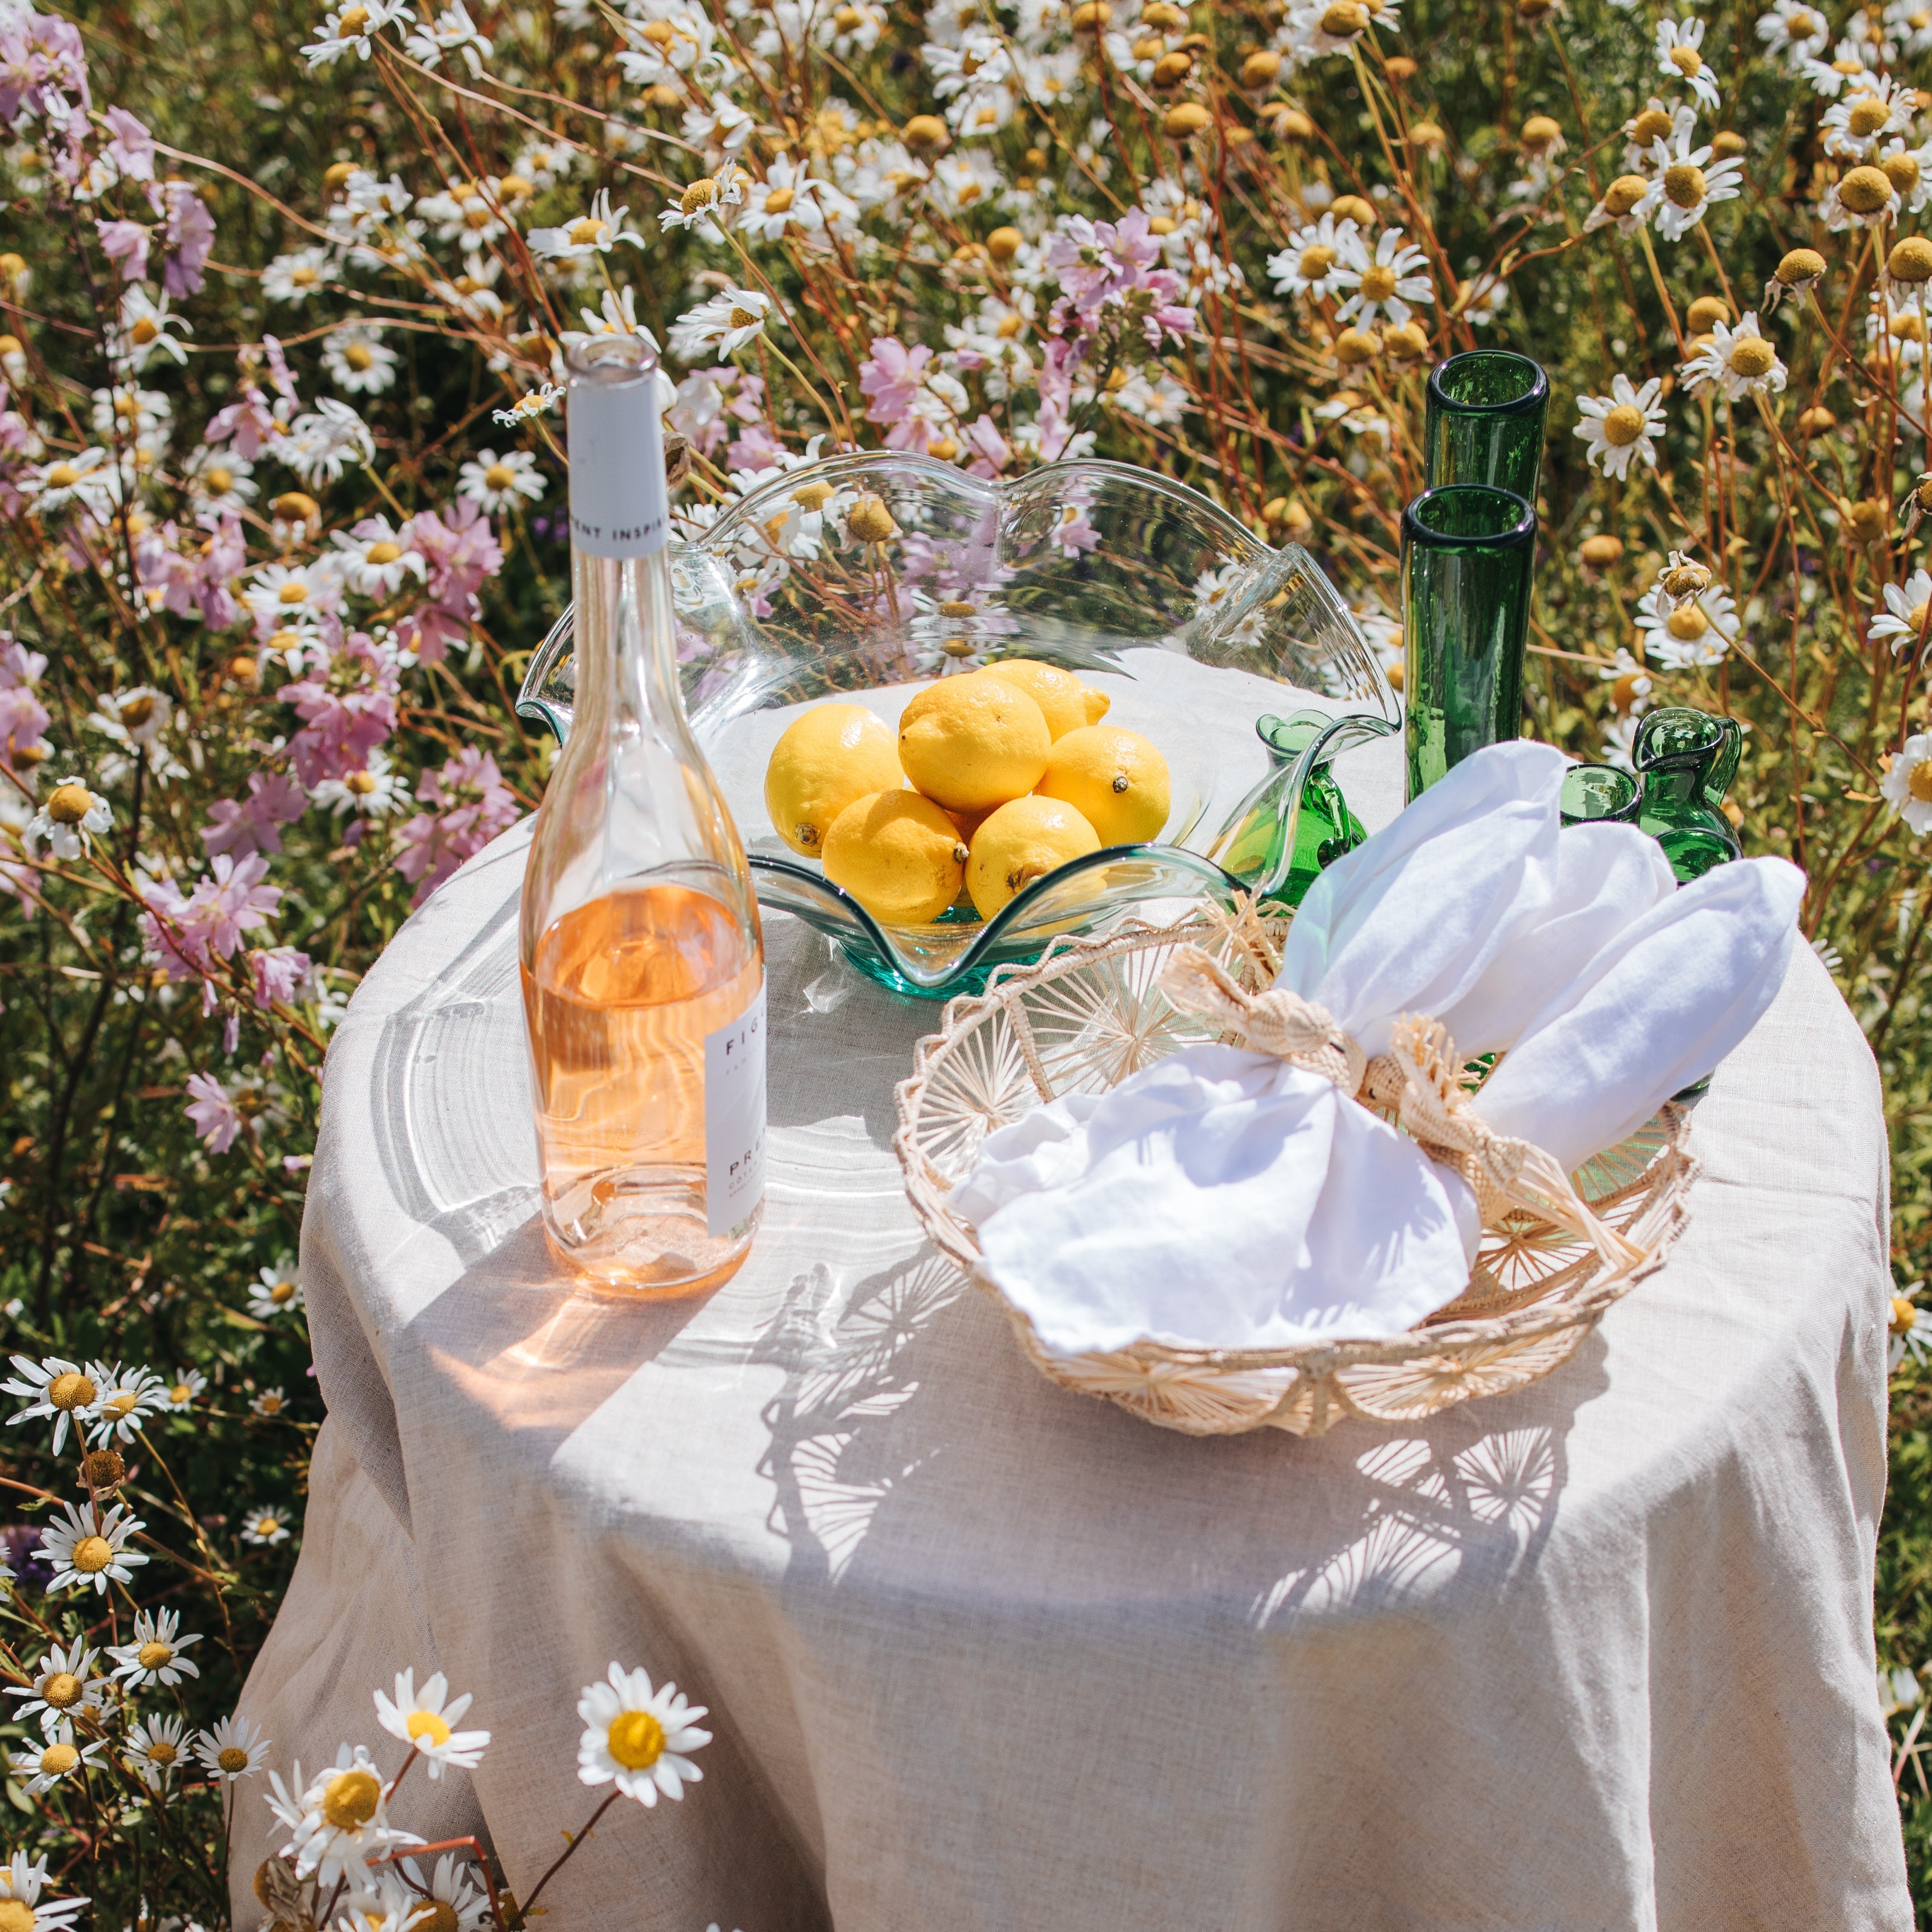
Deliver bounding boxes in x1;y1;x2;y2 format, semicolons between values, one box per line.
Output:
965;795;1101;919
764;704;903;857
822;790;970;925
898;674;1052;814
1035;726;1171;844
979;659;1111;739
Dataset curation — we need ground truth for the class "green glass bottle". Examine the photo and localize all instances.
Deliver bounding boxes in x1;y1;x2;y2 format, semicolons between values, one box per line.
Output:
1424;350;1550;501
1559;762;1641;827
1633;707;1742;881
1402;485;1537;800
1212;710;1373;909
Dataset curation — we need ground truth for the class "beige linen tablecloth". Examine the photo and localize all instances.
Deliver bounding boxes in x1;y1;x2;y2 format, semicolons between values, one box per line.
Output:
235;747;1911;1930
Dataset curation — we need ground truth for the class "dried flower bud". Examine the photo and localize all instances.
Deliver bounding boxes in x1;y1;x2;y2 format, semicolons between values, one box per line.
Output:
1382;320;1431;359
1629;107;1673;145
82;1449;125;1491
1890;237;1932;284
1711;130;1747;159
47;784;93;826
1333;326;1379;364
1797;405;1837;439
1408;121;1446;149
1844;497;1892;545
1383;54;1417;82
1521;114;1562;150
1685;294;1730;334
272;491;320;524
986;225;1023;264
1142;0;1185;24
846;496;897;544
1241;49;1282;87
1777;246;1827;287
323;161;355;193
1070;0;1110;25
1602;173;1650;218
1264;102;1315;139
1152;48;1194;85
1330;193;1377;227
1163;101;1211;136
903;115;947;151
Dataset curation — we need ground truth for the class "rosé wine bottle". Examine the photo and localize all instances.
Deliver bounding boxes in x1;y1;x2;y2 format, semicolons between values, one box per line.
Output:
519;335;765;1294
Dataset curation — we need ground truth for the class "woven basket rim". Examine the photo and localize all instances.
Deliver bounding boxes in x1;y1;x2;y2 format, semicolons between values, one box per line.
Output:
891;909;1699;1377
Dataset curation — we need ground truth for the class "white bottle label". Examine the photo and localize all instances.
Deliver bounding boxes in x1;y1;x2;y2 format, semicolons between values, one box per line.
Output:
704;977;766;1238
568;375;670;558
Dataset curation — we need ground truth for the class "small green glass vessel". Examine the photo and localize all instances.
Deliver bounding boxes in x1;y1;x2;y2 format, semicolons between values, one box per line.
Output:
1559;762;1641;827
1402;485;1538;800
1424;350;1550;501
1633;707;1742;882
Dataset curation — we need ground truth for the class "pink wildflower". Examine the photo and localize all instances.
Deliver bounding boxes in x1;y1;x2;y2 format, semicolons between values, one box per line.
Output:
1;637;51;770
184;1072;242;1153
140;852;282;993
0;11;91;121
103;106;154;181
202;771;308;859
391;749;521;906
282;631;401;786
396;500;503;663
96;220;151;283
150;181;214;298
962;413;1011;478
248;945;312;1009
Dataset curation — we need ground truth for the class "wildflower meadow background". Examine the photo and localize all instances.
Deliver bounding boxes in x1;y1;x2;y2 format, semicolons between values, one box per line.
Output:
10;0;1932;1917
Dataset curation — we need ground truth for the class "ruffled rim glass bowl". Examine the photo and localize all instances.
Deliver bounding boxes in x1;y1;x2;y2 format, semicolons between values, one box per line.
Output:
517;451;1397;995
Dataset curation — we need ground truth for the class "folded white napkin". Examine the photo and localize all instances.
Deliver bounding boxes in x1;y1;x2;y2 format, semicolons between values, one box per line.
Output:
950;742;1804;1357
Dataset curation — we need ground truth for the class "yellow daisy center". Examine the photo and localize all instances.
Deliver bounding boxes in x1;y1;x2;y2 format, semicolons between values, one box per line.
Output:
727;306;760;330
1320;0;1366;34
218;1745;251;1773
48;1372;95;1409
567;216;608;245
1728;336;1776;377
1847;94;1890;138
338;5;370;30
146;1739;177;1765
1885;153;1922;195
40;1744;79;1776
1841;166;1893;214
483;462;515;490
1666;606;1710;642
45;462;80;489
365;541;402;565
48;784;93;826
764;186;795;214
170;1383;193;1405
406;1708;453;1748
1663;162;1707;209
1788;8;1818;33
1298;243;1336;280
345;343;375;370
1912;762;1932;803
1359;263;1398;302
1602;403;1646;446
104;1390;138;1417
43;1672;82;1707
0;1899;36;1932
130;316;159;344
680;177;718;213
1668;44;1702;77
71;1535;114;1574
323;1768;382;1829
138;1641;174;1670
291;265;320;286
417;1905;459;1932
278;581;309;605
607;1708;666;1770
1603;173;1650;217
1894;1295;1921;1332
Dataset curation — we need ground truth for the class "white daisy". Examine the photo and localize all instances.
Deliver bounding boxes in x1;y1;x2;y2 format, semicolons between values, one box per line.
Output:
1682;313;1787;399
124;1713;188;1791
108;286;190;373
1803;36;1876;98
0;1853;88;1932
274;398;376;487
655;164;749;240
373;1668;492;1780
1267;211;1360;297
303;0;415;68
1757;0;1830;67
40;1499;149;1594
262;246;334;303
84;1361;170;1446
21;779;112;861
247;1256;304;1318
108;1608;204;1690
668;287;773;361
186;448;258;510
5;1640;109;1733
251;1385;290;1420
311;747;408;819
4;1355;99;1454
193;1710;272;1782
1287;0;1392;60
457;448;546;512
1635;580;1741;669
1584;171;1657;237
1892;1281;1932;1367
330;516;427;597
1890;0;1932;57
242;558;343;633
323;321;401;396
25;448;114;517
1599;647;1656;718
1878;137;1932;214
735;156;823;243
1824;77;1914;160
160;1367;207;1410
576;1663;711;1806
1872;570;1932;658
1643;129;1744;241
403;0;492;73
242;1506;294;1546
528;188;644;261
390;1853;491;1932
285;1744;421;1887
1575;373;1666;478
1882;732;1932;832
9;1724;104;1798
1656;17;1722;111
1332;225;1434;328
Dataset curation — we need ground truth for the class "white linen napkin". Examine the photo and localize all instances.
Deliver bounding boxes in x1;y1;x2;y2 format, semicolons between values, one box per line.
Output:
950;742;1804;1358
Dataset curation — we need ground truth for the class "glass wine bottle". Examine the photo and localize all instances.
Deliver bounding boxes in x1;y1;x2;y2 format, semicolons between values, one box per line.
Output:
520;335;766;1295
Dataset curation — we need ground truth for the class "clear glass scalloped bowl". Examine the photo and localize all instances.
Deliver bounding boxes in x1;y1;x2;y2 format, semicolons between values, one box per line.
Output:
517;452;1397;996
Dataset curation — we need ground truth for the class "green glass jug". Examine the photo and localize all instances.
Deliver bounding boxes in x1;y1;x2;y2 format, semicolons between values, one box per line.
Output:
1632;707;1742;882
1211;709;1376;910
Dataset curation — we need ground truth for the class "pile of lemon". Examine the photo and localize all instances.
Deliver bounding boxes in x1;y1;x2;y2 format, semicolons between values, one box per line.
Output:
762;662;1170;926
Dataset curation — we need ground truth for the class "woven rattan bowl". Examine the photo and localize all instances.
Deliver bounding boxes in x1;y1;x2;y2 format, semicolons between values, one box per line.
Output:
892;910;1698;1437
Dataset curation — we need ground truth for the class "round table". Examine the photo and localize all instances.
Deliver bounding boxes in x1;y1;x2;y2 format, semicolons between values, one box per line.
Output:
236;739;1911;1931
